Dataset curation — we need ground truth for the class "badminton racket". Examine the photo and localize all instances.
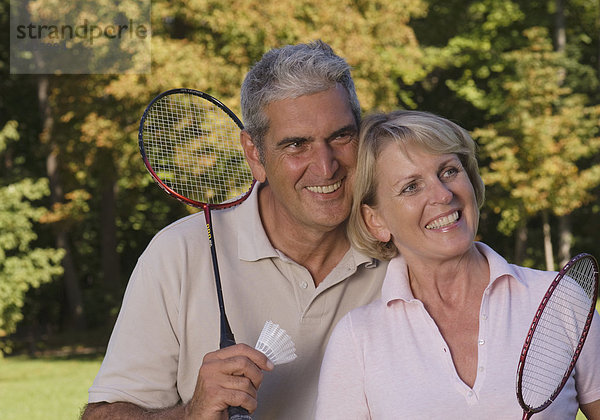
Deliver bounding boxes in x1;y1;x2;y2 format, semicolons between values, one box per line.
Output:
138;88;255;419
516;253;599;419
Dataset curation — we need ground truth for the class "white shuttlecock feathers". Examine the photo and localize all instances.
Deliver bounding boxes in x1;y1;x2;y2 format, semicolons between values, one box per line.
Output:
255;321;297;365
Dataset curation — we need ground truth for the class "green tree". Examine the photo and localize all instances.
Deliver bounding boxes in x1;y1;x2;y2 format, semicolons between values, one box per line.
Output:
107;0;429;112
4;0;432;342
0;121;64;353
413;0;600;267
475;28;600;268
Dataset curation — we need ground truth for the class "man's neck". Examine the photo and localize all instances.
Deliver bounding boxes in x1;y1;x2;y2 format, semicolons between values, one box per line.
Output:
258;186;351;286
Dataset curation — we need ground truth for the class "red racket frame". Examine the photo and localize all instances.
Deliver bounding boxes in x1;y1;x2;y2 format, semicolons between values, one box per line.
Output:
138;88;257;347
139;89;256;419
516;253;599;419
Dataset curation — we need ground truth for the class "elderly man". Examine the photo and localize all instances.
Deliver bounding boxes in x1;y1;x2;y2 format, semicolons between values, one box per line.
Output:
83;40;386;419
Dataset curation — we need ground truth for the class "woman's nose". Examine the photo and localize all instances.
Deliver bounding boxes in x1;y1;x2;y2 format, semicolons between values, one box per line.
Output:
429;180;453;205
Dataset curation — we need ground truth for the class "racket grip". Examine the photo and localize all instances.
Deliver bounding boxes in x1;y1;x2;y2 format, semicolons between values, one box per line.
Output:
228;406;252;419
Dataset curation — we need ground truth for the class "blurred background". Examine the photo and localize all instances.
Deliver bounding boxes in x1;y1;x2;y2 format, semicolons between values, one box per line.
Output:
0;0;599;417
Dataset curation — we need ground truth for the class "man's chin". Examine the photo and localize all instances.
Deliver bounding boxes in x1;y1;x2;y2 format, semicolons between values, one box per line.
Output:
306;206;350;230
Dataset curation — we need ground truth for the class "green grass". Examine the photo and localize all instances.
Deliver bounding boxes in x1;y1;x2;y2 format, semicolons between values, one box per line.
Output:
0;357;591;420
0;356;590;420
0;354;102;420
0;303;597;420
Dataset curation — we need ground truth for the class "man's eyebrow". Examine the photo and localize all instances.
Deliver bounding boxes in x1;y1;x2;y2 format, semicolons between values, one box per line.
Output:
276;135;310;147
275;124;357;147
325;124;357;141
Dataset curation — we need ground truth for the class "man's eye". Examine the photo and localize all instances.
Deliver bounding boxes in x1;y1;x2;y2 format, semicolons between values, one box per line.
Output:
333;132;356;143
286;140;305;149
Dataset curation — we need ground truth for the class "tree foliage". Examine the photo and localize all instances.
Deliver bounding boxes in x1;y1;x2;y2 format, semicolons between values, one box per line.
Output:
0;122;64;348
476;28;600;234
1;0;599;349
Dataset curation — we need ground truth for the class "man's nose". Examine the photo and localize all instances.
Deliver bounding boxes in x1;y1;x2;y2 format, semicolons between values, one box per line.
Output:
310;142;338;178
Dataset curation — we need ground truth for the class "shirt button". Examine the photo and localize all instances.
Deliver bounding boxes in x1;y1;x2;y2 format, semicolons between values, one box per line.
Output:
467;391;474;397
300;281;308;289
479;366;485;372
478;339;485;346
481;314;488;320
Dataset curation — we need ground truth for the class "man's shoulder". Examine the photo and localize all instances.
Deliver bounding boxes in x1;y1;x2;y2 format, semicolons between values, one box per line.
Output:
148;199;256;244
150;212;206;243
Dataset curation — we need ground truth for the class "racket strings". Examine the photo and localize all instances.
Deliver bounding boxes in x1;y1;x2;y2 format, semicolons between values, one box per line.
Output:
143;93;252;205
520;257;597;410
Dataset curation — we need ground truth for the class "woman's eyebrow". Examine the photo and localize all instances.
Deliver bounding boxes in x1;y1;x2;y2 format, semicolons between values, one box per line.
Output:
437;155;461;170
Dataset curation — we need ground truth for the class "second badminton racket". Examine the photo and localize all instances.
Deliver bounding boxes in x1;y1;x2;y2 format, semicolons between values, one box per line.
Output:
516;253;599;419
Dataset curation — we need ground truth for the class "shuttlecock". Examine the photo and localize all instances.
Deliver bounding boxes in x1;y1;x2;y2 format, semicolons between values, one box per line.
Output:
255;321;297;365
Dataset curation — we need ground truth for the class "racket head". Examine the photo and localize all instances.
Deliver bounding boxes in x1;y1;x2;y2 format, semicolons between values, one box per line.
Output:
516;253;599;415
138;88;255;210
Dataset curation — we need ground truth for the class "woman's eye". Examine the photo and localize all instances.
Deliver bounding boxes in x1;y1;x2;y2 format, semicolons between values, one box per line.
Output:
402;183;418;194
442;167;459;179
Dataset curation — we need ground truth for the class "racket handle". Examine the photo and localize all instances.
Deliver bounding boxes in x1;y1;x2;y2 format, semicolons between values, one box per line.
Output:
228;405;252;419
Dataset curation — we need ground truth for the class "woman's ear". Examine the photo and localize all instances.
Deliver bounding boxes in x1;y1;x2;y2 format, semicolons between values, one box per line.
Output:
240;130;266;183
361;204;391;243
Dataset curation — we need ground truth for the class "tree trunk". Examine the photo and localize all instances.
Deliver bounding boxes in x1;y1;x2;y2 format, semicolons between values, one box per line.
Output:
554;0;567;84
597;0;600;75
542;211;555;271
99;149;121;292
56;228;86;330
551;0;568;271
514;219;528;266
38;75;86;331
554;0;566;52
557;214;573;267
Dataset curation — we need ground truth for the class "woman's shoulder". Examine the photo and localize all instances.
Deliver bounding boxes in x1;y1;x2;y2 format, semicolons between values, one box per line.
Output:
336;297;389;337
477;242;557;290
511;263;556;284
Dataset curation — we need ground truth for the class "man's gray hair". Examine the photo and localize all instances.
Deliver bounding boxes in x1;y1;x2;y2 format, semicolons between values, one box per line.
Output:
241;40;360;159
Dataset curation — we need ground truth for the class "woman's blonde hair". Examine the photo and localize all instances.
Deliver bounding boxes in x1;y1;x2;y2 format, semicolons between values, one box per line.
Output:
348;110;485;260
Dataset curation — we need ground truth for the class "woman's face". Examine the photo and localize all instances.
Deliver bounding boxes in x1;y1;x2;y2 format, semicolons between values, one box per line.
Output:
362;141;479;263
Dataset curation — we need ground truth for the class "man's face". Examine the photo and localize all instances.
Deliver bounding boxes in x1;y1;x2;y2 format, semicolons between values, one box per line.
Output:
249;84;358;235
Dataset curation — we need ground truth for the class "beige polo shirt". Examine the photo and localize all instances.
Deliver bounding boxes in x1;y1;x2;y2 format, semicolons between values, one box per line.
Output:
88;184;387;419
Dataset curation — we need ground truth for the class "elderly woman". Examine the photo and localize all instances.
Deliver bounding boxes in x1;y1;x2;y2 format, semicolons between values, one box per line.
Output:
315;110;600;419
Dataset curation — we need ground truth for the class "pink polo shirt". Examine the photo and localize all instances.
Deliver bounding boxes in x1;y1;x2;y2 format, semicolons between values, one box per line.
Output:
316;242;600;419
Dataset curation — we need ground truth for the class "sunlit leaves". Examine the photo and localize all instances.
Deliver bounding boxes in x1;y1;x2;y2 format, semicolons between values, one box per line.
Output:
476;28;600;232
107;0;428;115
0;177;64;344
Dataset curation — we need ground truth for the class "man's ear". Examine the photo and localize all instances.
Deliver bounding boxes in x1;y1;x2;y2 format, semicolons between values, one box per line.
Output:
240;130;266;183
361;204;391;243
